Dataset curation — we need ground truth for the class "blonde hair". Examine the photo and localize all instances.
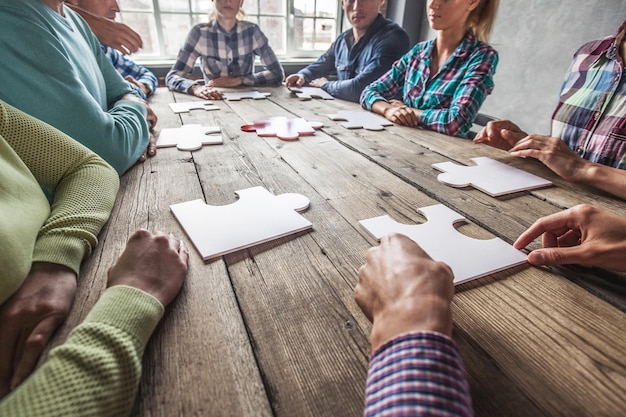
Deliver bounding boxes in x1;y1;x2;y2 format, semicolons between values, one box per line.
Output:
209;1;247;22
467;0;499;43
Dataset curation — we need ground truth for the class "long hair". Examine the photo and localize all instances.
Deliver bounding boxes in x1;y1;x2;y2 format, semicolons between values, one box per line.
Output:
208;1;247;22
467;0;499;43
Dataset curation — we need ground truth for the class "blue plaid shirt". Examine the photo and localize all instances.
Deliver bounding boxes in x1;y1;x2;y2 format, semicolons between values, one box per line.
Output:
361;32;498;138
551;20;626;169
102;45;157;100
166;20;284;93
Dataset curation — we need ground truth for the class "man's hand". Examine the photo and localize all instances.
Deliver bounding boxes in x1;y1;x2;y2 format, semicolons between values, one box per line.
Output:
0;263;77;398
285;74;305;88
107;230;189;307
514;204;626;271
309;77;328;88
473;119;526;150
355;233;454;352
125;76;152;98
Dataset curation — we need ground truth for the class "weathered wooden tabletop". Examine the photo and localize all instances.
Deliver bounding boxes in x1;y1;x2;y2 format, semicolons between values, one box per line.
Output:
51;86;626;417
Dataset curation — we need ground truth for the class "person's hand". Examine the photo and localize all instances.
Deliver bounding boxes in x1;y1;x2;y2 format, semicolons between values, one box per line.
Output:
309;77;328;88
383;104;420;127
190;85;224;100
137;130;157;163
206;76;243;88
473;119;526;150
125;75;152;98
107;230;189;307
509;134;588;182
285;74;305;88
355;233;454;352
514;204;626;271
0;262;77;398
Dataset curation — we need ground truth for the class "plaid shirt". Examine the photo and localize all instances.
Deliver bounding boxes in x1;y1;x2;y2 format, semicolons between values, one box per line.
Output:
551;20;626;169
365;331;473;417
166;20;284;93
102;45;157;100
361;32;498;138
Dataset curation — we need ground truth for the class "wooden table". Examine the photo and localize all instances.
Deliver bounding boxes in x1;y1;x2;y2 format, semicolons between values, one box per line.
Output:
52;87;626;417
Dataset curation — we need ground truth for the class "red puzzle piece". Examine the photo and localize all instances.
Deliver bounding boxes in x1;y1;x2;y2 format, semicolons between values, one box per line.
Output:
241;117;323;140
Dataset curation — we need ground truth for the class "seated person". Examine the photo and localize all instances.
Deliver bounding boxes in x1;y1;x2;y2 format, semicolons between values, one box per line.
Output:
67;0;157;100
0;100;189;416
284;0;410;103
0;0;155;175
166;0;284;100
474;20;626;200
361;0;499;138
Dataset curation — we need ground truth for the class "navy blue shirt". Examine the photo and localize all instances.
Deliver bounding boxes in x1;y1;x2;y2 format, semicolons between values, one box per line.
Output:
298;14;410;103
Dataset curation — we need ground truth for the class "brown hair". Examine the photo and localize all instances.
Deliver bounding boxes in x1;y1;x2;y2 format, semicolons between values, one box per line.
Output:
467;0;499;43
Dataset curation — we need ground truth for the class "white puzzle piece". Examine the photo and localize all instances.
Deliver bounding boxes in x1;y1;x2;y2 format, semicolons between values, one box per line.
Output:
168;101;219;114
359;204;527;285
288;86;334;100
432;157;552;197
170;186;313;261
223;91;272;101
241;117;323;140
327;110;393;131
157;124;222;151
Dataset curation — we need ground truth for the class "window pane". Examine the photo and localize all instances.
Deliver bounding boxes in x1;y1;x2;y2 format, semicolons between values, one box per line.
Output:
294;17;314;50
118;0;153;11
259;16;285;55
119;12;159;56
191;0;212;13
160;13;195;57
259;0;285;15
244;0;259;15
315;18;335;50
317;0;337;17
158;0;189;13
293;0;314;17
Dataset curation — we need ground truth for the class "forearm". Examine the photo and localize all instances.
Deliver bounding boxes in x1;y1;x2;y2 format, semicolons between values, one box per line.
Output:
577;162;626;200
0;286;163;417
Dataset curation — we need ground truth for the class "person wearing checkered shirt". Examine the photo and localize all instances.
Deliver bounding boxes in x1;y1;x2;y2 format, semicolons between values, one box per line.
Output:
475;20;626;200
361;0;500;139
166;0;284;101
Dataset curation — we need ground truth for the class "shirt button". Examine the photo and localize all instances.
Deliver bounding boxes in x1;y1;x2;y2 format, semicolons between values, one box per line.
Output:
577;147;583;154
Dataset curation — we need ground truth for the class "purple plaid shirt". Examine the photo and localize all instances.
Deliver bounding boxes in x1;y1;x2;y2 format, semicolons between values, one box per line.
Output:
166;20;284;93
364;331;473;417
361;32;498;138
551;20;626;169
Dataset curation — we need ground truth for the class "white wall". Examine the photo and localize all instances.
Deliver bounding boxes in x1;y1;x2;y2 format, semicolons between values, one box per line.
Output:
416;1;626;134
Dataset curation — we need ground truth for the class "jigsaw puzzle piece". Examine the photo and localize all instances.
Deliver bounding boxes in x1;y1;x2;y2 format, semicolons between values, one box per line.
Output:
288;86;334;100
157;124;222;151
359;204;527;285
327;110;393;131
168;101;219;114
223;91;272;101
432;157;552;197
170;186;313;261
241;117;323;140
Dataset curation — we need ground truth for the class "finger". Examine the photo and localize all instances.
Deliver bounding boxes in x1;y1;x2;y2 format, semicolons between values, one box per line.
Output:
11;317;61;390
148;138;157;157
514;211;574;249
0;321;19;397
527;246;588;267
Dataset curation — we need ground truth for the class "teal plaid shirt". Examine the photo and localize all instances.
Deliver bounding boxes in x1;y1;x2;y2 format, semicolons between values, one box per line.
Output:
361;32;498;138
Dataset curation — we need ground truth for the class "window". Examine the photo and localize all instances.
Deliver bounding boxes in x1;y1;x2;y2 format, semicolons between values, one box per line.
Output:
117;0;342;62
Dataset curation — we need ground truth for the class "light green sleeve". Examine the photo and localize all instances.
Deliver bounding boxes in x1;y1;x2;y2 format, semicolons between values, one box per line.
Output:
0;101;120;276
0;286;164;417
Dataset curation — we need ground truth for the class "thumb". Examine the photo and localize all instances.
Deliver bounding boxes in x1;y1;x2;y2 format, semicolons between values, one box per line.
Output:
527;246;586;267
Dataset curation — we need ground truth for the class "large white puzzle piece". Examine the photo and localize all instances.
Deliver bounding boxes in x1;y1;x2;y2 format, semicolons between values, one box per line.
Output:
223;91;271;101
241;117;323;140
359;204;527;285
327;110;393;131
288;86;334;100
170;186;313;261
157;124;222;151
168;101;219;114
432;157;552;197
